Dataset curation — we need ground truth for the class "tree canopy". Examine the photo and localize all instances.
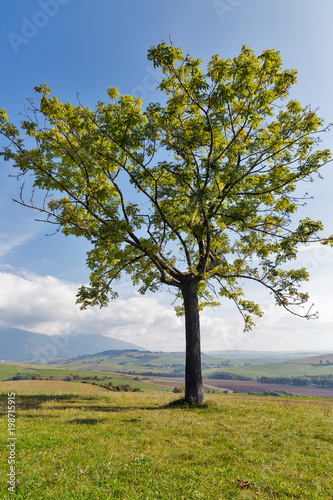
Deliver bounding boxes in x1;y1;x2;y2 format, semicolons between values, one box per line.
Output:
1;43;332;403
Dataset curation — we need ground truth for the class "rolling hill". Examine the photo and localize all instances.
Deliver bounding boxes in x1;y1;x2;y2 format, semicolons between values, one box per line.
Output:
285;353;333;365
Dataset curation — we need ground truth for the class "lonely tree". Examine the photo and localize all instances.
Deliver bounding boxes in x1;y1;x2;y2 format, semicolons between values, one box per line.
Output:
1;43;332;404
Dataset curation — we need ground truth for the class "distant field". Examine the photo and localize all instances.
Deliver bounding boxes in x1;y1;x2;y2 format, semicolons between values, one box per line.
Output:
3;375;333;399
52;350;333;378
0;380;107;393
203;379;333;399
0;365;171;394
204;350;329;360
149;377;333;399
203;360;333;378
0;364;26;381
74;363;115;371
286;353;333;365
3;348;333;400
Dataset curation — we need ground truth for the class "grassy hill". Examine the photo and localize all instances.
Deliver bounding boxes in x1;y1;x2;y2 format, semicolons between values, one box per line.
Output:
0;350;333;389
50;349;333;379
0;328;145;362
203;360;333;378
285;353;333;365
0;391;332;498
0;363;172;394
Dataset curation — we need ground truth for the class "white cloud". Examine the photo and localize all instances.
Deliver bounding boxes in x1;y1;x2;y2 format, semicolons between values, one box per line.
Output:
0;270;184;351
0;271;77;331
0;231;34;259
0;258;332;353
0;171;38;257
0;213;41;259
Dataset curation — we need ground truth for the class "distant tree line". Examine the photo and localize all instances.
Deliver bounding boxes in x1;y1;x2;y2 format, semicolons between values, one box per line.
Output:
82;380;141;392
126;369;185;377
206;372;253;381
9;372;41;380
310;360;333;367
257;375;333;388
205;372;333;388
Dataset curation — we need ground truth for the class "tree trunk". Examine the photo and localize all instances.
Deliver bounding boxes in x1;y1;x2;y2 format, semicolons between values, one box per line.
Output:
181;279;205;404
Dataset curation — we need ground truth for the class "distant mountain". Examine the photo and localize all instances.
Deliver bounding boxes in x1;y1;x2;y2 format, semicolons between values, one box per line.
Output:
0;328;145;362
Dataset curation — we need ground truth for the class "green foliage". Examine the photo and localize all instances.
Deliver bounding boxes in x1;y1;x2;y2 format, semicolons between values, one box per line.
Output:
8;371;42;381
0;43;332;330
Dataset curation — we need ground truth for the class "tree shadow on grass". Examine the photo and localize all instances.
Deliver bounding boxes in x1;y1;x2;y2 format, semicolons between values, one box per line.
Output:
0;393;90;411
57;399;213;412
0;393;155;412
0;394;211;413
159;398;213;409
68;418;108;425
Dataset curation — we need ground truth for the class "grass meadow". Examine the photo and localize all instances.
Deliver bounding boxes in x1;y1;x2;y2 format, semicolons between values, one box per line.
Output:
1;390;333;499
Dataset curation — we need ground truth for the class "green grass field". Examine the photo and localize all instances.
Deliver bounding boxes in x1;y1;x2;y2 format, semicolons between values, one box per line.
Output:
44;350;333;380
0;364;172;393
203;361;333;378
1;390;333;499
0;380;108;394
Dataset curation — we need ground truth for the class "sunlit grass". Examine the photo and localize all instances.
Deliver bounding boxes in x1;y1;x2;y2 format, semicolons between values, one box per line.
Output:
1;392;332;498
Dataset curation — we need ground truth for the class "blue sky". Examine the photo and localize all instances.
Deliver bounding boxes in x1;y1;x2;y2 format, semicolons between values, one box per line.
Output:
1;0;333;353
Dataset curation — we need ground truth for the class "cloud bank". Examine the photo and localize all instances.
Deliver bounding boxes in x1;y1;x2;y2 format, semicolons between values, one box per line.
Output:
0;270;184;351
1;256;333;353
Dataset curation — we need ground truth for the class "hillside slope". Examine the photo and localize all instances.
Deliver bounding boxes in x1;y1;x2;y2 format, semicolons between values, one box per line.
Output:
0;328;145;362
